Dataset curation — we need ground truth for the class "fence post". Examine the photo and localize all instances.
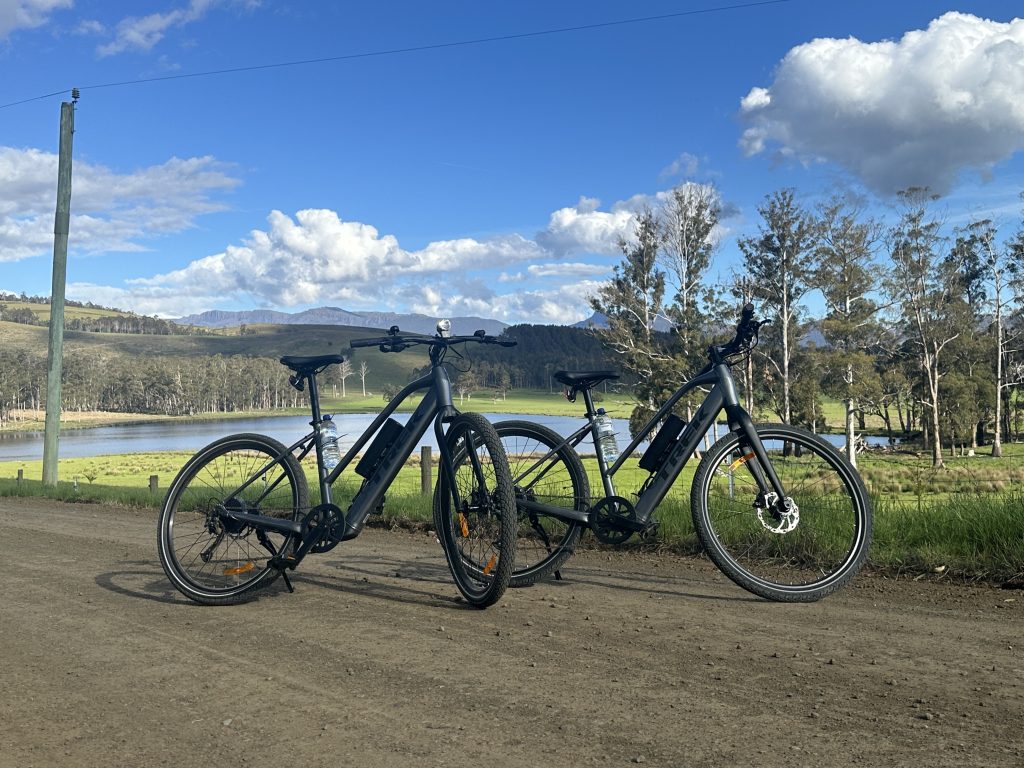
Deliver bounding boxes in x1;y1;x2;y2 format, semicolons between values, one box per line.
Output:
421;446;432;494
149;475;159;494
17;469;23;486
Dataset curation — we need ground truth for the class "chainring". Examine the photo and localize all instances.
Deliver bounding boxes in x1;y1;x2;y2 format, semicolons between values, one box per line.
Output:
304;503;346;553
590;495;639;546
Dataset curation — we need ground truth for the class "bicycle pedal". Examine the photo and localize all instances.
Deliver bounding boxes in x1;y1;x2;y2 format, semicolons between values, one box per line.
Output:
269;553;299;571
613;515;649;533
640;518;660;539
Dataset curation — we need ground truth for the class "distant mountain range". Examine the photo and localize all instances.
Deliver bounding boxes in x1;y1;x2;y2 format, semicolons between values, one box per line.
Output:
174;306;508;336
572;311;672;333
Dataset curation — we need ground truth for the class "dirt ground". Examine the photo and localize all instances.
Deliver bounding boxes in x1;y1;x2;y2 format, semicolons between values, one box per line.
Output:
0;498;1021;768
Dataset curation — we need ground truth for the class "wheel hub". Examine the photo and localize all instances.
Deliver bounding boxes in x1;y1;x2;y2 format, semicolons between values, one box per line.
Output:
756;494;799;534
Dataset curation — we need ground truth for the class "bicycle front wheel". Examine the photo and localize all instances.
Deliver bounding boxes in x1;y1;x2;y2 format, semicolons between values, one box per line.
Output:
691;424;872;602
494;420;588;587
157;433;309;605
435;413;517;608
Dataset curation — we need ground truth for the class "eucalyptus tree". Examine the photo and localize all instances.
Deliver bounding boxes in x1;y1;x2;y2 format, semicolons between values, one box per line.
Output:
811;195;884;465
886;188;963;468
327;357;353;398
590;209;672;431
658;184;721;360
1003;196;1024;448
950;217;1020;456
359;360;369;397
727;274;758;413
657;183;723;424
737;189;817;425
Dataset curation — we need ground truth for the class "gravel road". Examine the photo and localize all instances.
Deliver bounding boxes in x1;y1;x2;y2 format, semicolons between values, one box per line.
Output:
0;498;1021;768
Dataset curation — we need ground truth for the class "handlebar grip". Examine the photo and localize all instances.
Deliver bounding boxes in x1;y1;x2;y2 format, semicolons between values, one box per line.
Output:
350;338;385;349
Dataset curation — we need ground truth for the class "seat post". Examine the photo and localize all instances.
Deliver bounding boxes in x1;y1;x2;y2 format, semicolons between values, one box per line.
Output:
580;386;600;420
307;371;323;426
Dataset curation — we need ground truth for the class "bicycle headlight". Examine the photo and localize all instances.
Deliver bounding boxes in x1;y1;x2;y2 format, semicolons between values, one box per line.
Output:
436;319;452;338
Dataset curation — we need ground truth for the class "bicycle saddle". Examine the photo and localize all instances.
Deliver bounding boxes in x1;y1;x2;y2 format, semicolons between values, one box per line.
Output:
554;370;620;390
279;354;346;374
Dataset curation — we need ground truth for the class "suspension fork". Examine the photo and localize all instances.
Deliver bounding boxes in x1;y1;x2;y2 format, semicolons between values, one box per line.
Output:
435;416;462;510
724;404;787;501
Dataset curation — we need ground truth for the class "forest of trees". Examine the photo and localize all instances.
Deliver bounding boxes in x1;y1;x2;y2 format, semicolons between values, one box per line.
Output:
0;324;612;426
451;324;613;392
5;181;1024;472
0;293;193;335
0;349;310;423
591;184;1024;468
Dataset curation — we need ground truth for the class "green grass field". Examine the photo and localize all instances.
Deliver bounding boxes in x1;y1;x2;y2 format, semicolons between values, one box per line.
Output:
0;319;426;387
3;436;1022;581
0;300;136;323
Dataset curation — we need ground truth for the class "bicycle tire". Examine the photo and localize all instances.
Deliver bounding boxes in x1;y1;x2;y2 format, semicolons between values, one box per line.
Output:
691;424;872;602
157;433;309;605
434;413;517;608
493;420;588;586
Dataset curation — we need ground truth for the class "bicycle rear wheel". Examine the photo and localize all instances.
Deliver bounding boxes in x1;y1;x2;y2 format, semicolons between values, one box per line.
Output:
434;413;517;608
494;420;588;586
157;433;308;605
691;424;872;602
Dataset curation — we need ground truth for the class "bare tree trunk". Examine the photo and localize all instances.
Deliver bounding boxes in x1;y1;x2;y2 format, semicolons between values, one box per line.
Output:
781;267;791;425
993;316;1004;457
845;397;857;468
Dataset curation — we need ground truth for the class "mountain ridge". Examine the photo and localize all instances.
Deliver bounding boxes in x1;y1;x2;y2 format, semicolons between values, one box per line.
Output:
175;306;507;335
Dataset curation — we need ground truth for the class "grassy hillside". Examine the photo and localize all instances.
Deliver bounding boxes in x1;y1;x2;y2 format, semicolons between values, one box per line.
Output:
0;300;133;323
0;319;430;389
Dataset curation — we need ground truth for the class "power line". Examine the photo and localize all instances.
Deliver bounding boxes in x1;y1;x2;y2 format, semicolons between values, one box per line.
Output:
0;0;790;110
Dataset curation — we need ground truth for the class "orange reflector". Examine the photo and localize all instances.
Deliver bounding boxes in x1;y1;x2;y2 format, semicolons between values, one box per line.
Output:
728;452;756;471
483;555;497;575
223;562;256;576
458;513;469;538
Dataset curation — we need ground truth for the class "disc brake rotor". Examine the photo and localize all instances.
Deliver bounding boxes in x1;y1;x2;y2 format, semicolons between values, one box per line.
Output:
757;495;799;534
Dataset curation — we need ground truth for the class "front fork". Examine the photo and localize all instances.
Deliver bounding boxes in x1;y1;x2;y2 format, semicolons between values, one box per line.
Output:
724;405;789;508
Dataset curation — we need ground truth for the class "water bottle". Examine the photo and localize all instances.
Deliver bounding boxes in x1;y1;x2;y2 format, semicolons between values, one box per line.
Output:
320;415;342;471
594;409;619;464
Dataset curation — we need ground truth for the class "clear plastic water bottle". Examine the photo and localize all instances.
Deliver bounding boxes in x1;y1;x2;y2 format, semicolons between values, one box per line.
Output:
594;409;619;464
320;414;342;471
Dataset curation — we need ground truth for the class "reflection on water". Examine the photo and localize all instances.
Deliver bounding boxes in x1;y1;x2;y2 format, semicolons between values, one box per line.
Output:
0;412;894;462
0;413;617;462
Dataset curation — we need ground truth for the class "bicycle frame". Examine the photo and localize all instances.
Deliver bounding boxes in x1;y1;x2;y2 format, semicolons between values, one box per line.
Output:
220;350;465;555
522;358;788;527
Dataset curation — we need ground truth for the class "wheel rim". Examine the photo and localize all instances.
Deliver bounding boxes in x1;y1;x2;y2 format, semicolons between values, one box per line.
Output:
501;431;583;576
701;430;867;593
164;444;301;596
445;423;507;594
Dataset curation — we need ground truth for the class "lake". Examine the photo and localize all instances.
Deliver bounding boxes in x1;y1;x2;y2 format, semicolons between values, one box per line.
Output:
0;413;894;463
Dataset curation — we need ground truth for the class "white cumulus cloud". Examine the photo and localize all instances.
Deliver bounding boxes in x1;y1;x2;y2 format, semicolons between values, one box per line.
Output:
96;0;259;57
535;196;635;256
130;201;630;314
0;146;239;261
67;190;694;322
739;12;1024;195
0;0;72;39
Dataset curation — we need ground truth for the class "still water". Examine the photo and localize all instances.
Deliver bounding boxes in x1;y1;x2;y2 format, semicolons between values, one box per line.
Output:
0;413;893;463
0;413;617;462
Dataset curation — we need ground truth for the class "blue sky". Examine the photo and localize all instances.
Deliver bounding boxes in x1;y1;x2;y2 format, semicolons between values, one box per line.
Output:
2;0;1023;324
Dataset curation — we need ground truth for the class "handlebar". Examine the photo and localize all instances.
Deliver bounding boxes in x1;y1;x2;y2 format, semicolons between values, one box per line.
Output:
350;330;517;353
711;303;768;360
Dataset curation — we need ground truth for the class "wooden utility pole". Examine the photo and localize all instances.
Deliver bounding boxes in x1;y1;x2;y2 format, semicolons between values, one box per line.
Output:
42;91;77;486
